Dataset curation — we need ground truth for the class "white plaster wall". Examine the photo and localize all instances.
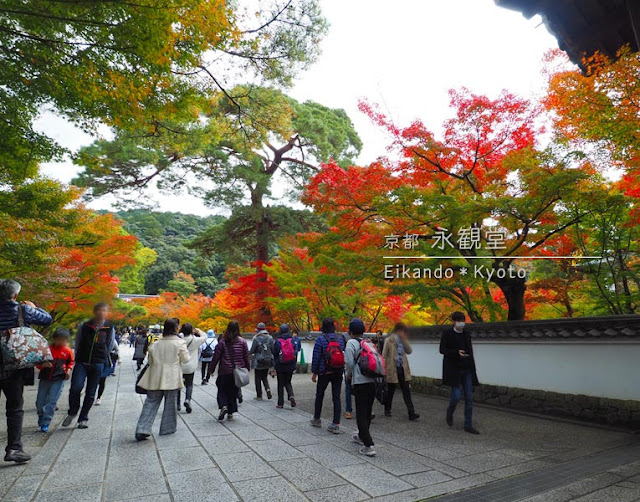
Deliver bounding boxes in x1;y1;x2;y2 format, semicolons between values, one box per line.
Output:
407;340;640;401
299;339;640;401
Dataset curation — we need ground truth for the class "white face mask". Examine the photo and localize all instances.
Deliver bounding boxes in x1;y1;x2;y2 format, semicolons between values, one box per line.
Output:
454;321;466;330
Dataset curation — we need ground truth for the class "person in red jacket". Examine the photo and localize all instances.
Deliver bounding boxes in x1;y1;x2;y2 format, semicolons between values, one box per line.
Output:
36;328;74;433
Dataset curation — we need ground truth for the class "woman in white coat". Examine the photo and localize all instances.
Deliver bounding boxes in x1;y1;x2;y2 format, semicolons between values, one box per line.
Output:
177;323;203;413
135;318;189;441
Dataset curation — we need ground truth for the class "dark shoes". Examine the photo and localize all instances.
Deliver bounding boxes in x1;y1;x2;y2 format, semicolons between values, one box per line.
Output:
464;426;480;435
266;389;272;400
218;406;228;421
289;397;296;408
409;413;420;421
135;433;150;442
184;401;192;414
4;450;30;463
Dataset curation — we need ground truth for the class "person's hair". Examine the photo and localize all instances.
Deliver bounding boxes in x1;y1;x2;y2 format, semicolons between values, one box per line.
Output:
279;324;290;336
292;329;299;335
168;317;180;327
451;311;466;322
0;279;21;301
321;318;336;334
52;327;71;339
180;323;193;336
393;322;407;334
376;329;383;335
93;302;109;313
224;321;241;342
163;318;179;335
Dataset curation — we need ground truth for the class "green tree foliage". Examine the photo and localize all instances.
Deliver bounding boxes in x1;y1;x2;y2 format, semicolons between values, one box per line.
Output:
1;0;327;180
114;210;225;296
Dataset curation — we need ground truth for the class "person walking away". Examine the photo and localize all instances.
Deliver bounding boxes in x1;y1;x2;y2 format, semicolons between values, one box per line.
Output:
249;323;274;400
178;324;203;413
345;318;381;457
135;318;189;440
291;329;302;354
310;318;346;433
374;330;385;354
36;328;74;432
199;330;216;385
440;311;480;434
272;324;297;408
210;321;250;421
63;302;116;429
0;279;53;462
133;326;149;371
382;322;419;421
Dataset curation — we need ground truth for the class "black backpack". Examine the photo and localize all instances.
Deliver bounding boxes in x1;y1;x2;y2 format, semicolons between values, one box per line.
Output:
201;340;215;359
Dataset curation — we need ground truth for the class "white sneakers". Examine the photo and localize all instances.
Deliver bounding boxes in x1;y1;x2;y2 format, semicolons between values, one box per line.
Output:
352;431;376;456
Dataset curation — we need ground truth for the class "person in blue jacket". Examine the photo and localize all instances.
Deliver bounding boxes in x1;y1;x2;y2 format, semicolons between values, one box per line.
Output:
310;318;346;434
0;279;53;463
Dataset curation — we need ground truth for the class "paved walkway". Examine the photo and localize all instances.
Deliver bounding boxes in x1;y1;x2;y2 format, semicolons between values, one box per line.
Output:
0;346;638;502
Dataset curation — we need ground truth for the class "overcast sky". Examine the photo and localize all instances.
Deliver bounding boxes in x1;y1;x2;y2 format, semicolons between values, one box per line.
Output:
40;0;559;216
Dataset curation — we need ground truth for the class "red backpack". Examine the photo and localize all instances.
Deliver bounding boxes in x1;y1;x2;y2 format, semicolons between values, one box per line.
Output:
357;339;386;378
324;334;345;371
279;337;296;363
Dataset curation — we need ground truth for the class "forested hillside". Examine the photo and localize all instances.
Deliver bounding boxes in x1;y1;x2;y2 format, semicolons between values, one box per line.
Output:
114;210;226;296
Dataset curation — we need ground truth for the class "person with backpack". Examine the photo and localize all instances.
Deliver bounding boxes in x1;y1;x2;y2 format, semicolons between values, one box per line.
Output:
382;322;420;421
249;322;274;400
0;279;53;463
199;330;217;385
210;321;250;421
133;326;149;371
178;324;204;413
345;318;385;457
272;324;297;408
310;318;346;433
95;341;118;406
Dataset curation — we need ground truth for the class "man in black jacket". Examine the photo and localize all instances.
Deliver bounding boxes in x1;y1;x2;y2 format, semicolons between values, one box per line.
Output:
63;303;115;429
0;279;53;463
439;311;480;435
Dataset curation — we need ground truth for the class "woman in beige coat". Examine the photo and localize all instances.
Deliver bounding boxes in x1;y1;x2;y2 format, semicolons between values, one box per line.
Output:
135;318;190;440
382;322;419;420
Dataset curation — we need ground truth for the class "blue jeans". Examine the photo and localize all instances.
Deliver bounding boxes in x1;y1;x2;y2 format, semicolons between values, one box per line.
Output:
447;369;473;428
36;379;65;426
69;362;104;422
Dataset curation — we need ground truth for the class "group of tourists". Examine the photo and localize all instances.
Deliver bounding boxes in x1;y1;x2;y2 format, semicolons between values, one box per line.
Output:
0;277;480;464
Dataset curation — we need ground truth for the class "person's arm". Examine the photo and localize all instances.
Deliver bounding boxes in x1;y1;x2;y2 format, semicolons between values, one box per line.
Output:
243;340;250;370
66;348;75;375
381;336;390;361
179;340;190;365
23;304;53;327
402;337;413;355
439;332;459;357
249;339;257;356
311;338;323;375
345;339;356;381
209;342;223;373
108;327;116;352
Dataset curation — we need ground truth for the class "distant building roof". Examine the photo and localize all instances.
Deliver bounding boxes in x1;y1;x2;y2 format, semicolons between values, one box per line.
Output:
496;0;640;67
409;315;640;340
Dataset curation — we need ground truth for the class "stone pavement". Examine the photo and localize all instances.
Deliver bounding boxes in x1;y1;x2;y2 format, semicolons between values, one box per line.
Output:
0;346;638;502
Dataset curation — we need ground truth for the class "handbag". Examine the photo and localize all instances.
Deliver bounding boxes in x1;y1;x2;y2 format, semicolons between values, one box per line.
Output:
135;364;149;394
225;341;250;388
0;306;53;371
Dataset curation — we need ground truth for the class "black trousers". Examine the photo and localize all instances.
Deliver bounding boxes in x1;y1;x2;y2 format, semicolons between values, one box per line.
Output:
201;361;212;381
353;382;376;447
314;372;342;424
276;371;294;406
178;373;195;406
216;374;238;414
0;374;24;452
255;369;270;398
385;367;415;416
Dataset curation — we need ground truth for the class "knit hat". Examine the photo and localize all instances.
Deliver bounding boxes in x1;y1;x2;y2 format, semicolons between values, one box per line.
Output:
348;318;365;335
256;322;267;331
